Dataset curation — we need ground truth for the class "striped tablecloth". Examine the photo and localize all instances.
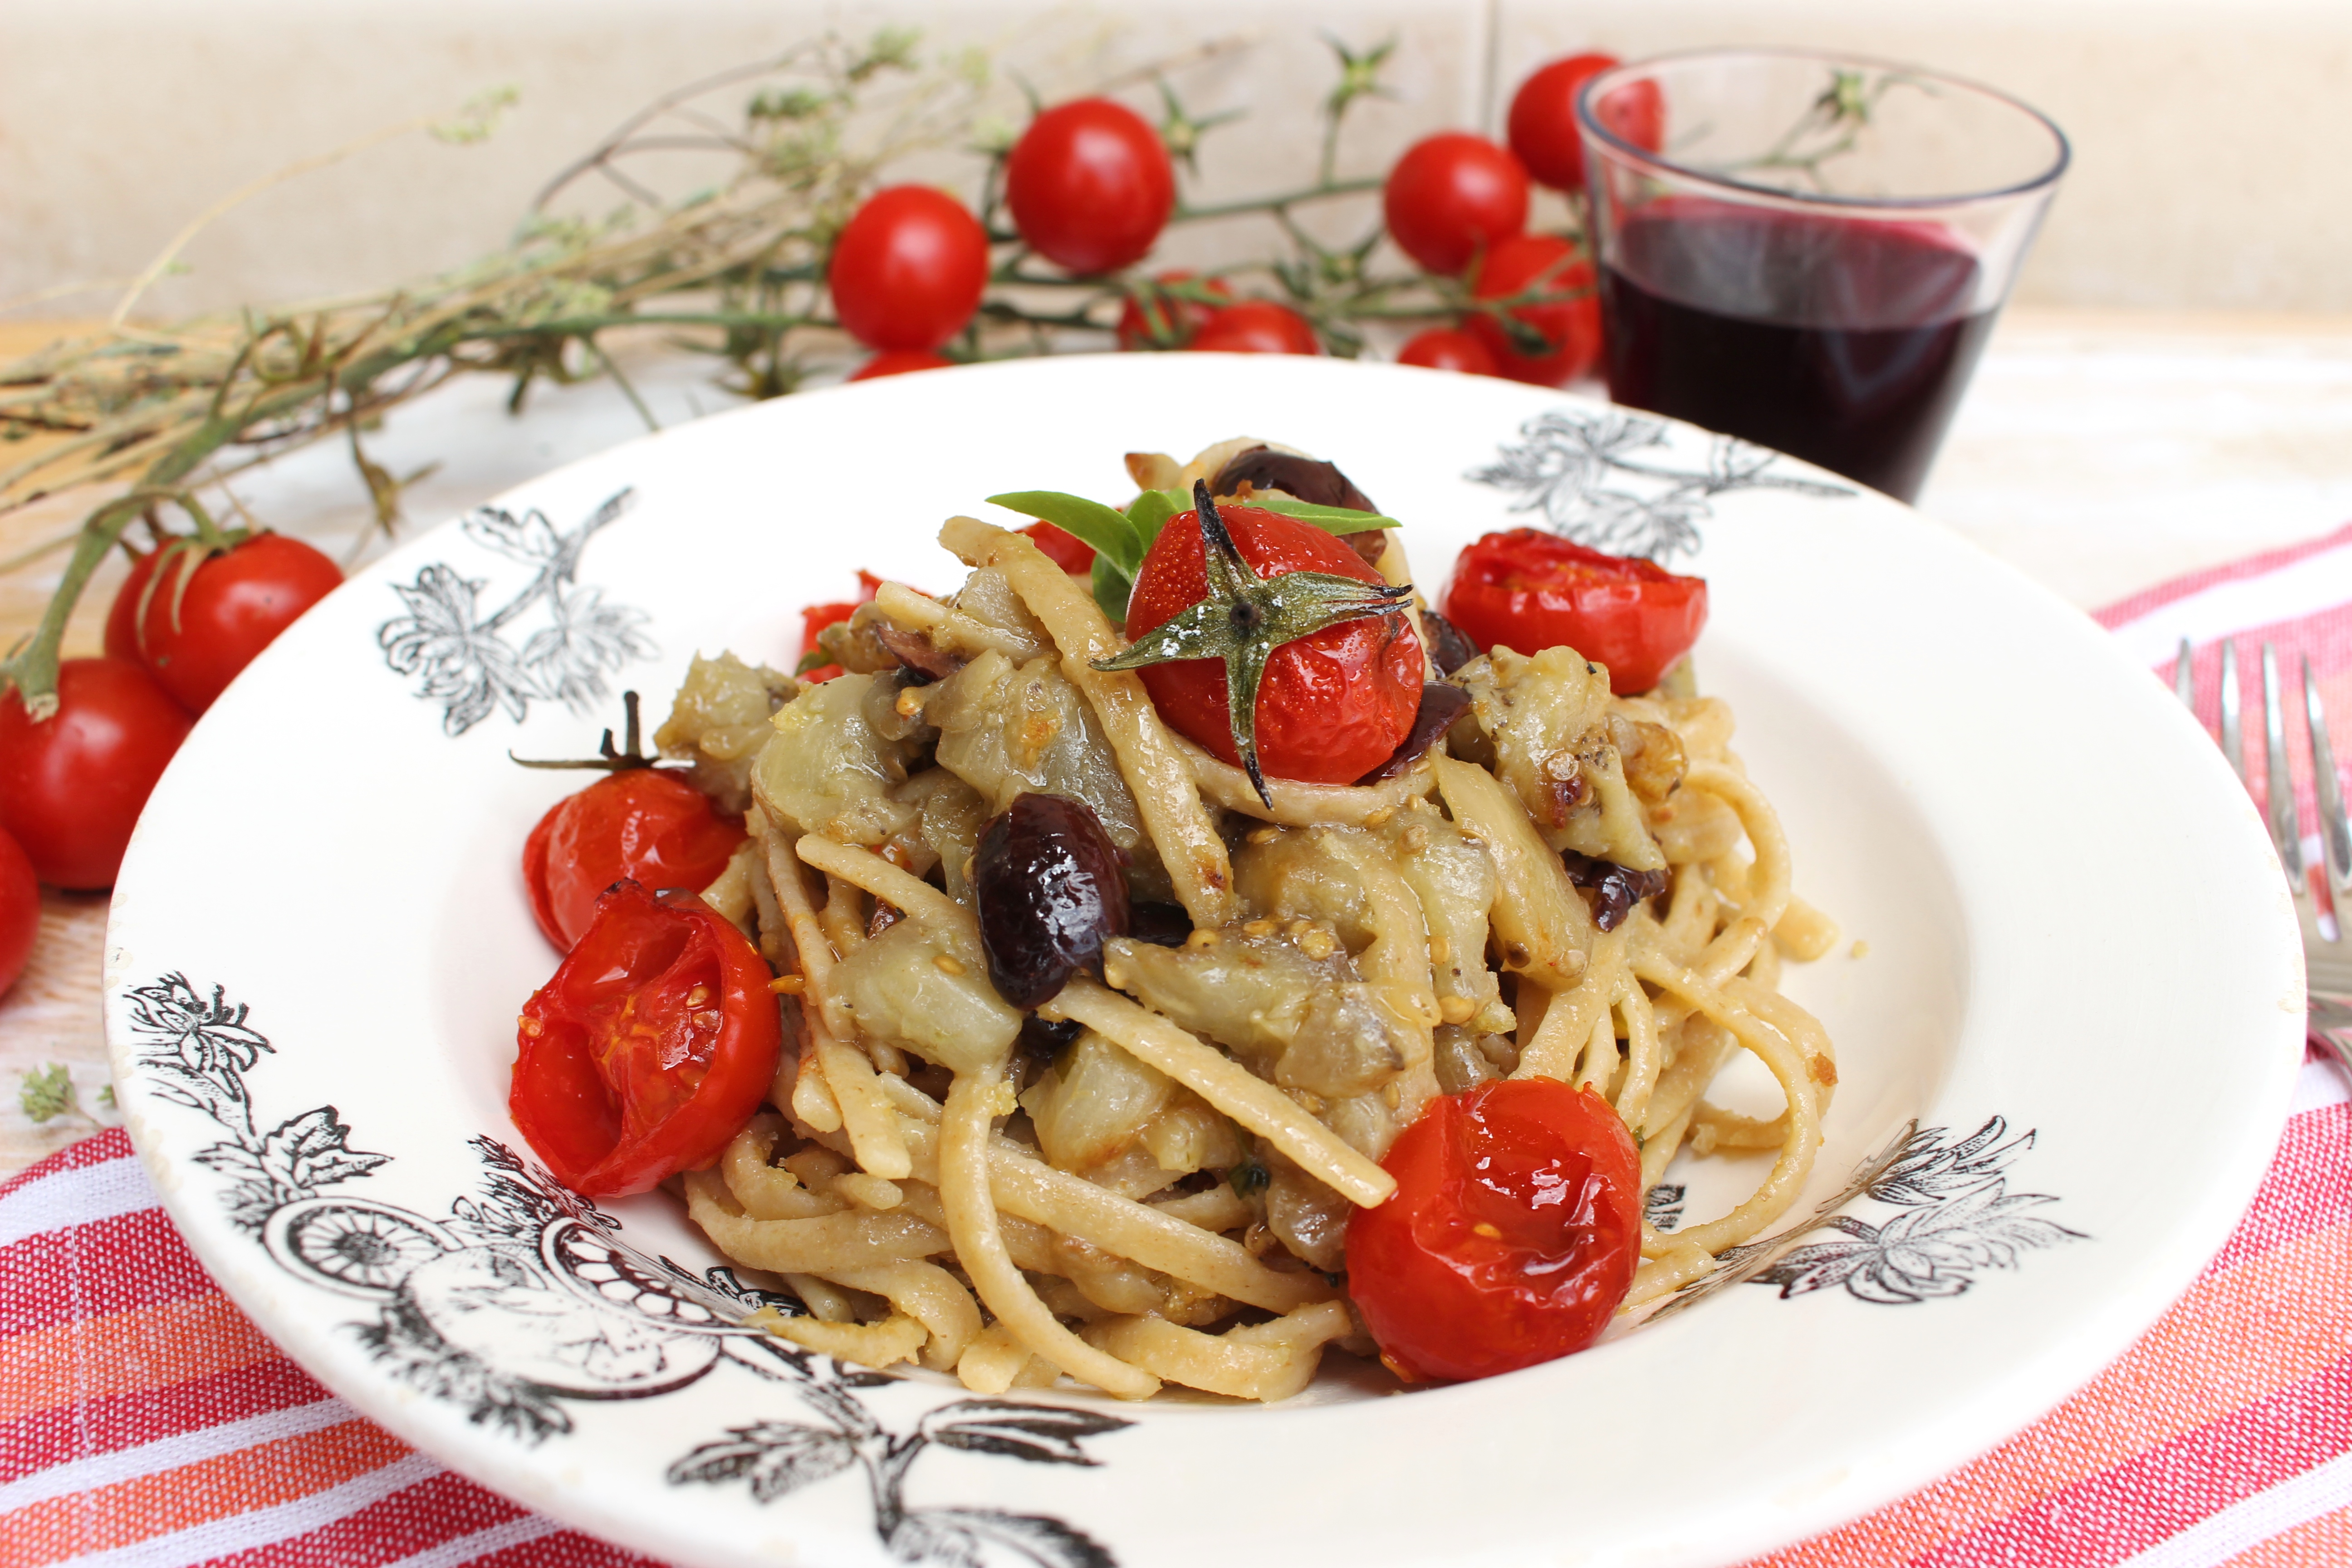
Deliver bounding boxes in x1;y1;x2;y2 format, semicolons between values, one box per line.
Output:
6;534;2351;1568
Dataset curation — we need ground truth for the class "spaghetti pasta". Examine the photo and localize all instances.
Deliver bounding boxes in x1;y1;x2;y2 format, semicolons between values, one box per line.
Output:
633;436;1839;1403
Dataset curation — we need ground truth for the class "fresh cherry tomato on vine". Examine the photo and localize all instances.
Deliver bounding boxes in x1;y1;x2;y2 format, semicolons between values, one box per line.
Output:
1443;528;1708;694
849;349;956;381
522;769;748;951
1022;521;1096;575
1005;99;1175;276
1507;53;1657;192
1124;504;1421;784
829;186;991;352
0;828;36;997
511;880;781;1197
121;534;343;714
0;658;192;889
1466;234;1601;387
1187;301;1320;356
1382;133;1530;276
103;549;160;662
1116;271;1232;349
1396;328;1500;376
1346;1077;1642;1384
799;570;883;683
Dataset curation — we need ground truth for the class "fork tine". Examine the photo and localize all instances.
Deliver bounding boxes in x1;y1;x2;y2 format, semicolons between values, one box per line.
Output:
2174;637;2195;710
2264;643;2305;880
2305;656;2352;903
2222;637;2245;782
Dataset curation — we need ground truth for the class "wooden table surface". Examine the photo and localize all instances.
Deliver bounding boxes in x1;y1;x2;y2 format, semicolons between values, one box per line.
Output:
6;309;2352;1175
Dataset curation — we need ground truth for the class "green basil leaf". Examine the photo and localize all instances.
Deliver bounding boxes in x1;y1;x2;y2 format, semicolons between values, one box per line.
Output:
986;490;1141;574
1091;554;1134;626
1250;495;1402;534
1124;488;1190;554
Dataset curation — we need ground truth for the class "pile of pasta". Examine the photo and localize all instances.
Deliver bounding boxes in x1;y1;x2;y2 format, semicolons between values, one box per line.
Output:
655;438;1839;1402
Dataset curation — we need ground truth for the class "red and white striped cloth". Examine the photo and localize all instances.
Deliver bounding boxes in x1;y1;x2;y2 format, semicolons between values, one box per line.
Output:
5;532;2352;1568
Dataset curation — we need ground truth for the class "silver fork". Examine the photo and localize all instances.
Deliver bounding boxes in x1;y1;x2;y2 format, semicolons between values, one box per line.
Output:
2178;637;2352;1075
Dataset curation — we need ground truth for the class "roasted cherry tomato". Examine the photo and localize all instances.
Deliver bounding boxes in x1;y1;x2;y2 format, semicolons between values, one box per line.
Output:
1346;1077;1642;1384
1188;300;1320;356
512;880;781;1196
1397;327;1500;376
0;658;192;889
849;349;956;381
829;186;991;351
1005;99;1175;275
1124;504;1421;784
522;769;748;951
799;570;884;683
1467;234;1601;387
1443;528;1708;694
120;534;343;714
0;827;37;997
1382;132;1530;275
1116;270;1233;350
1508;53;1640;191
1022;521;1096;575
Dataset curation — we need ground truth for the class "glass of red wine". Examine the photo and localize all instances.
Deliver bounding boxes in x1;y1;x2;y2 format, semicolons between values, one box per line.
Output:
1575;50;2067;503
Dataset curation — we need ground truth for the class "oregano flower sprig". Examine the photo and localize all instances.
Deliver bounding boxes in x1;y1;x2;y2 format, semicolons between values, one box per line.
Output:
1087;480;1413;806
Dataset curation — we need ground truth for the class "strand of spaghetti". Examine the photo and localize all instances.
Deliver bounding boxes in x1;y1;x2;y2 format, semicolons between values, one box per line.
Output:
1513;929;1623;1081
764;831;909;1176
1614;980;1665;1129
828;1260;984;1370
955;1321;1054;1395
1625;1242;1715;1307
819;872;867;961
683;1168;947;1270
1639;1101;1698;1193
940;515;1235;928
1638;1017;1737;1144
1686;762;1791;932
1774;894;1840;960
1079;1301;1354;1402
721;1117;850;1220
792;832;965;927
1628;946;1821;1252
877;1073;1331;1313
1434;755;1592;992
1045;976;1396;1207
939;1067;1161;1399
1576;1000;1619;1094
1725;973;1838;1103
1174;731;1434;825
754;818;844;1135
872;579;1046;660
749;1305;930;1367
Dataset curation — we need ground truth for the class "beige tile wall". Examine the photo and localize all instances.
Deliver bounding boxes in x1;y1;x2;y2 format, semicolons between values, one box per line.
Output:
3;0;2347;322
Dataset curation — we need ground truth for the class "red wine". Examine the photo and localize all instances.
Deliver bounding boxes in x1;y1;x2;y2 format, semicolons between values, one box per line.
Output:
1600;200;1997;502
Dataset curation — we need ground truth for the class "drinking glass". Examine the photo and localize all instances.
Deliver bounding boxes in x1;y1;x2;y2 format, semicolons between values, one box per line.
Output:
1576;49;2068;502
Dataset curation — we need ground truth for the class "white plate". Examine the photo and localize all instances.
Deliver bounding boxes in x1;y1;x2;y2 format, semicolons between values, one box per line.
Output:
105;355;2304;1568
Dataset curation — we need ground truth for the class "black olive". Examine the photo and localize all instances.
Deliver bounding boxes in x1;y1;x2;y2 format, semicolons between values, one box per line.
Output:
1560;850;1670;933
1127;901;1192;947
1210;447;1388;567
973;793;1132;1009
1016;1013;1082;1068
1419;608;1480;676
1357;682;1473;783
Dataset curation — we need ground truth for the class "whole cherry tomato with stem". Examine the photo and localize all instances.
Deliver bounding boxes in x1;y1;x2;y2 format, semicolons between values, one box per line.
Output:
0;828;37;998
1110;490;1421;790
511;879;781;1197
1507;53;1659;192
1467;234;1602;387
849;349;956;381
1005;99;1175;275
828;186;991;351
103;548;160;662
116;532;343;714
1346;1077;1643;1384
1188;300;1321;356
1117;271;1233;350
0;657;192;889
1443;528;1708;694
1382;132;1530;275
1397;327;1500;376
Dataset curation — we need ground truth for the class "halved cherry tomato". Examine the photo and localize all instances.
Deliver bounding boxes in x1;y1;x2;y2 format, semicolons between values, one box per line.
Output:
1397;327;1500;376
1346;1077;1642;1384
1124;504;1421;784
121;534;343;714
0;827;37;997
0;658;192;889
1188;301;1320;356
850;349;956;381
799;570;884;683
1467;234;1601;387
1383;132;1530;276
522;769;747;951
1117;270;1233;350
512;880;781;1197
1022;521;1096;575
1005;99;1175;275
1443;529;1707;694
